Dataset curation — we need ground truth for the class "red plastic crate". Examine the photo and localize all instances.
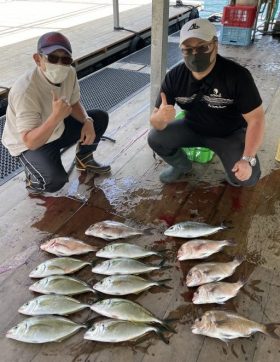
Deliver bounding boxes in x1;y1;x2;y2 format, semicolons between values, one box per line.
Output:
221;5;257;28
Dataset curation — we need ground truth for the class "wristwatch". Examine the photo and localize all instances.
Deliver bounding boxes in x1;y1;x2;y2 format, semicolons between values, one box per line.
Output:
241;156;257;167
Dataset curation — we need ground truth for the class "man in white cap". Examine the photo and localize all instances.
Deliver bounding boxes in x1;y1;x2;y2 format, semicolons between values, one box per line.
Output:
148;18;264;186
2;31;110;194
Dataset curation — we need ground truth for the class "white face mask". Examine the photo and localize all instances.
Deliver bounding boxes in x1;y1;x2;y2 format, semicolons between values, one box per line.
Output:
43;62;70;84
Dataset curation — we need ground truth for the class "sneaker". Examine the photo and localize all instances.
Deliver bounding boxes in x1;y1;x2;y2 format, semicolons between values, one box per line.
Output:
25;180;44;195
75;152;111;173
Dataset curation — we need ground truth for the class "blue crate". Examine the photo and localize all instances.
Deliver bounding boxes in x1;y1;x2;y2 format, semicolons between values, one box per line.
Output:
220;26;252;46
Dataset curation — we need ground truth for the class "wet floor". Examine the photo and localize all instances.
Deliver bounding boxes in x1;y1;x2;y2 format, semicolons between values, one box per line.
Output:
1;37;280;361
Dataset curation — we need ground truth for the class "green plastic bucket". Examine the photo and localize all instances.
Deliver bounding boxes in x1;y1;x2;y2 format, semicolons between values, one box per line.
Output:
175;110;214;164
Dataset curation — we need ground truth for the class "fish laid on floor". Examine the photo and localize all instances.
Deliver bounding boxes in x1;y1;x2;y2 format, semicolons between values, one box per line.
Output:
29;275;96;296
186;257;243;287
85;220;143;240
90;298;174;331
92;258;166;275
192;279;246;304
18;295;90;316
92;275;171;295
177;239;235;261
96;242;164;259
29;257;91;278
164;221;228;239
191;310;280;342
84;319;168;344
40;237;97;256
6;316;86;343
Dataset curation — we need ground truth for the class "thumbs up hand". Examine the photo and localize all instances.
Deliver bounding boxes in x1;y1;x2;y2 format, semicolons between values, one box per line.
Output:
51;90;72;121
158;92;176;124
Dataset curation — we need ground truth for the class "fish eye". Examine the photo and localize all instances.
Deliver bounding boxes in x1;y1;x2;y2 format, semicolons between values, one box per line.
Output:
198;317;202;322
189;272;192;276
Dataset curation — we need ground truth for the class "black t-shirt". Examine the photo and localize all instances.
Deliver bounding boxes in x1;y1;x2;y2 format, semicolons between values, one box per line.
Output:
155;54;262;137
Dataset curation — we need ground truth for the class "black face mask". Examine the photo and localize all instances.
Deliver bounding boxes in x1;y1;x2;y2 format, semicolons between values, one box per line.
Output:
184;48;215;73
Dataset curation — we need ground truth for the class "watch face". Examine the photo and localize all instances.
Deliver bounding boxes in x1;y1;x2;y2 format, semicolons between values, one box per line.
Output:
250;158;257;167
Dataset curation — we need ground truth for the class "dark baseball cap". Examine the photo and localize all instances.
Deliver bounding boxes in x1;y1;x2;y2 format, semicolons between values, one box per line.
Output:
37;32;72;55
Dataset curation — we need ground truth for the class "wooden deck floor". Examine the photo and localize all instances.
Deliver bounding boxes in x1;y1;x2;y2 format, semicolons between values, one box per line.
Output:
0;36;280;362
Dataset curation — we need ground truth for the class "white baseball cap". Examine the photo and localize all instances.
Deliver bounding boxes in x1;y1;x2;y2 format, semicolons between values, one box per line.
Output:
179;18;217;46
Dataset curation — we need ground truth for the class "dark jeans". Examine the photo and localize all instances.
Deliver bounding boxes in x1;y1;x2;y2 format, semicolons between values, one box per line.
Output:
19;109;108;192
148;119;261;186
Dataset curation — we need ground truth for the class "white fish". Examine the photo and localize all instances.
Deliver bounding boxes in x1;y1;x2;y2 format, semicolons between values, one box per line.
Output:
92;275;171;295
40;237;97;256
191;310;280;342
29;257;91;278
96;242;163;259
177;239;235;261
186;257;243;287
90;298;175;331
6;316;86;343
92;258;165;275
29;275;95;296
85;220;143;240
18;295;90;316
164;221;227;238
84;319;168;343
192;279;246;304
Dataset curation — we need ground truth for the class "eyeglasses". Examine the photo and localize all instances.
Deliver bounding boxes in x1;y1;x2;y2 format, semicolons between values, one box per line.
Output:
181;42;215;56
42;53;73;66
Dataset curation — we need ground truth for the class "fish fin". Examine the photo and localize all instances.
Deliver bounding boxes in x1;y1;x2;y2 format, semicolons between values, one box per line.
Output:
215;297;228;303
214;319;229;327
48;265;65;271
207;285;219;293
264;323;280;339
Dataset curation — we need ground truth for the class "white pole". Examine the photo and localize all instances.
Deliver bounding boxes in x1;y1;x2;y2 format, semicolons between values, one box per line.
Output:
150;0;169;114
113;0;120;29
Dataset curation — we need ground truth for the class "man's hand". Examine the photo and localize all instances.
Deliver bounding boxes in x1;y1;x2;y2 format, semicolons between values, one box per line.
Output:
80;119;96;145
51;90;72;121
232;159;252;181
159;92;176;123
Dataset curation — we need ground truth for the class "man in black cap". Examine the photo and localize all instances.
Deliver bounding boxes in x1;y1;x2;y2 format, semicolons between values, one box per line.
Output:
2;31;111;194
148;18;264;187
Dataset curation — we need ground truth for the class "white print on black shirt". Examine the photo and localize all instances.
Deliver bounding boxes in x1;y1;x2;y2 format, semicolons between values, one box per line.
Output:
175;88;234;109
175;95;197;104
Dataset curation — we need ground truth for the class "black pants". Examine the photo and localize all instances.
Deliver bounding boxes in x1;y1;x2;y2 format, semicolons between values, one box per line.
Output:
148;119;261;187
19;109;108;192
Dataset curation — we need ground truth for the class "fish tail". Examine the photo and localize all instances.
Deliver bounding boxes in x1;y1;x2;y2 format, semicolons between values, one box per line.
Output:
221;220;233;230
158;258;171;270
160;319;178;333
225;239;236;246
155;326;169;344
156;278;172;289
264;323;280;339
238;276;248;288
233;255;244;266
156;249;169;258
143;227;154;236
